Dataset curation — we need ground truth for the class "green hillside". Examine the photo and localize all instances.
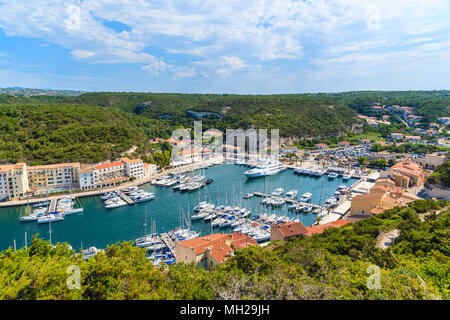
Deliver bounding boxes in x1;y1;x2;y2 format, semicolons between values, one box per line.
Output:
0;199;448;300
0;103;170;165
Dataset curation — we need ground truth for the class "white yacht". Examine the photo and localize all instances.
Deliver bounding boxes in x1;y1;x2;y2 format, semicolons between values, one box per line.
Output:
271;188;284;196
285;189;298;199
300;192;312;202
243;160;286;178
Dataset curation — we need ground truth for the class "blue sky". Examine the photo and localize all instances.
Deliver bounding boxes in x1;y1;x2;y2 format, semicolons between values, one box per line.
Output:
0;0;449;94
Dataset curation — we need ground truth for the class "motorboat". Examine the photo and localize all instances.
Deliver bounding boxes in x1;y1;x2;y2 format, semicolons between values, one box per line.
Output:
300;192;312;202
243;160;286;178
82;247;99;260
328;172;338;179
37;213;64;224
271;188;284;196
285;189;298;199
324;197;337;208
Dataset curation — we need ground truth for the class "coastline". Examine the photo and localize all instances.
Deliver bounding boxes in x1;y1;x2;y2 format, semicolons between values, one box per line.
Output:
0;158;221;208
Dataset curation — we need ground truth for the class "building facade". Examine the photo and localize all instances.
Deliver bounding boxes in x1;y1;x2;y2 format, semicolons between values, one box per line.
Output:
27;163;80;195
0;163;29;200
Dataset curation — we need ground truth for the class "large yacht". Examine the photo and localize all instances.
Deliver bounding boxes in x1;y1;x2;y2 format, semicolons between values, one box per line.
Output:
243;160;286;178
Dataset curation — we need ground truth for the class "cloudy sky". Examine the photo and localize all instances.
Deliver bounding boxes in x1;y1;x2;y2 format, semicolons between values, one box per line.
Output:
0;0;449;93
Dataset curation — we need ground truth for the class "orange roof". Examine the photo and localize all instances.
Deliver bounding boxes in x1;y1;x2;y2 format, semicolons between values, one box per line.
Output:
305;220;351;236
339;141;350;144
28;163;80;170
121;158;142;164
94;161;124;170
177;233;229;255
353;192;385;200
176;232;256;257
371;185;390;193
271;221;308;238
207;239;234;264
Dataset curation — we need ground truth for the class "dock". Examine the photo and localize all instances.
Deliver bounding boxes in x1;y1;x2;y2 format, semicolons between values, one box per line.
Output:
117;190;135;205
48;199;57;213
160;233;175;256
250;192;321;208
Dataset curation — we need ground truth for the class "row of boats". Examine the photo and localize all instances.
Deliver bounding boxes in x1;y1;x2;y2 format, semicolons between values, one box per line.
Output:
19;196;83;223
151;174;213;192
101;187;154;209
294;167;352;180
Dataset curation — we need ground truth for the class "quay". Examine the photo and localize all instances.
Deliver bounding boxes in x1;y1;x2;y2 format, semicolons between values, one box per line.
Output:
117;191;135;205
160;233;175;256
251;192;321;208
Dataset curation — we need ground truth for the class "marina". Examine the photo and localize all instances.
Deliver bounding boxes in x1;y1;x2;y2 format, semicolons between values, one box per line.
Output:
0;163;359;252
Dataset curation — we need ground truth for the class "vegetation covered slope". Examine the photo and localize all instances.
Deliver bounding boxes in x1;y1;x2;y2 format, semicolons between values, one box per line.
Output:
0;104;170;165
66;92;360;138
427;160;450;188
0;199;448;300
314;90;450;124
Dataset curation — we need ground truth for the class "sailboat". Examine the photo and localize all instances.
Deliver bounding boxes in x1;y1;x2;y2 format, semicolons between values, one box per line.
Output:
19;192;39;222
135;208;159;248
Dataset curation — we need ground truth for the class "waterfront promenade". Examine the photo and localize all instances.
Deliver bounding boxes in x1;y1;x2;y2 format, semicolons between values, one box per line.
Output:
0;158;221;208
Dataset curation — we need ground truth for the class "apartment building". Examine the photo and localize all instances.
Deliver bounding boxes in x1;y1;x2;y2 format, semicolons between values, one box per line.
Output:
0;163;29;200
121;158;144;179
27;163;80;195
79;168;95;190
93;161;128;188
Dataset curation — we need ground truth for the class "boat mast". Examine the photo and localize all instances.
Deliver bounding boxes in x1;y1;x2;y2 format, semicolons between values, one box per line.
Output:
49;220;52;246
144;207;147;237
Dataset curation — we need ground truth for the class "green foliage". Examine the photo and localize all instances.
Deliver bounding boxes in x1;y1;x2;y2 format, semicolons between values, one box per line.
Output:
427;160;450;188
0;200;448;300
0;104;170;164
369;159;387;168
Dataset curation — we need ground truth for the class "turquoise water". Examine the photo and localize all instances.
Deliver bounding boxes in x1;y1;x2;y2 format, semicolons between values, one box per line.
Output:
0;164;357;251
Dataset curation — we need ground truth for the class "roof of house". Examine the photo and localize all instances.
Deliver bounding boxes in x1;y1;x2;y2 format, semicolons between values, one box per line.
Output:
305;220;351;236
0;163;26;171
339;141;350;144
352;192;385;201
121;158;142;164
176;232;256;256
207;239;234;264
271;221;308;238
94;161;125;170
28;163;80;170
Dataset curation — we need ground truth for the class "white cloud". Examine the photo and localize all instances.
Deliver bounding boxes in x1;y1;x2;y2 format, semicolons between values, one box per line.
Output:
0;0;449;87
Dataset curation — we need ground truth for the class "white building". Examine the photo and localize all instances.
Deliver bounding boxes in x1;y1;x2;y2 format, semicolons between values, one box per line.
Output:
143;163;157;177
121;158;144;179
79;168;95;190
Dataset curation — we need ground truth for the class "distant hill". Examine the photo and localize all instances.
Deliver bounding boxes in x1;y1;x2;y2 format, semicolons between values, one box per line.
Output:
0;87;85;97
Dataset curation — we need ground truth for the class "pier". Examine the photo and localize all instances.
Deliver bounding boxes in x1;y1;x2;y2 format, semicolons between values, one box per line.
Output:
117;190;135;205
160;233;175;256
48;199;57;213
250;192;321;208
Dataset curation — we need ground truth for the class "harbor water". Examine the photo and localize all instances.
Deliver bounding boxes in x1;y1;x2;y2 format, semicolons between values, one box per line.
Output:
0;164;358;251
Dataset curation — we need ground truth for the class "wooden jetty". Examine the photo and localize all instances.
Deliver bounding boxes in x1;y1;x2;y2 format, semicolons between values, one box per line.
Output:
117;190;135;205
160;233;175;256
